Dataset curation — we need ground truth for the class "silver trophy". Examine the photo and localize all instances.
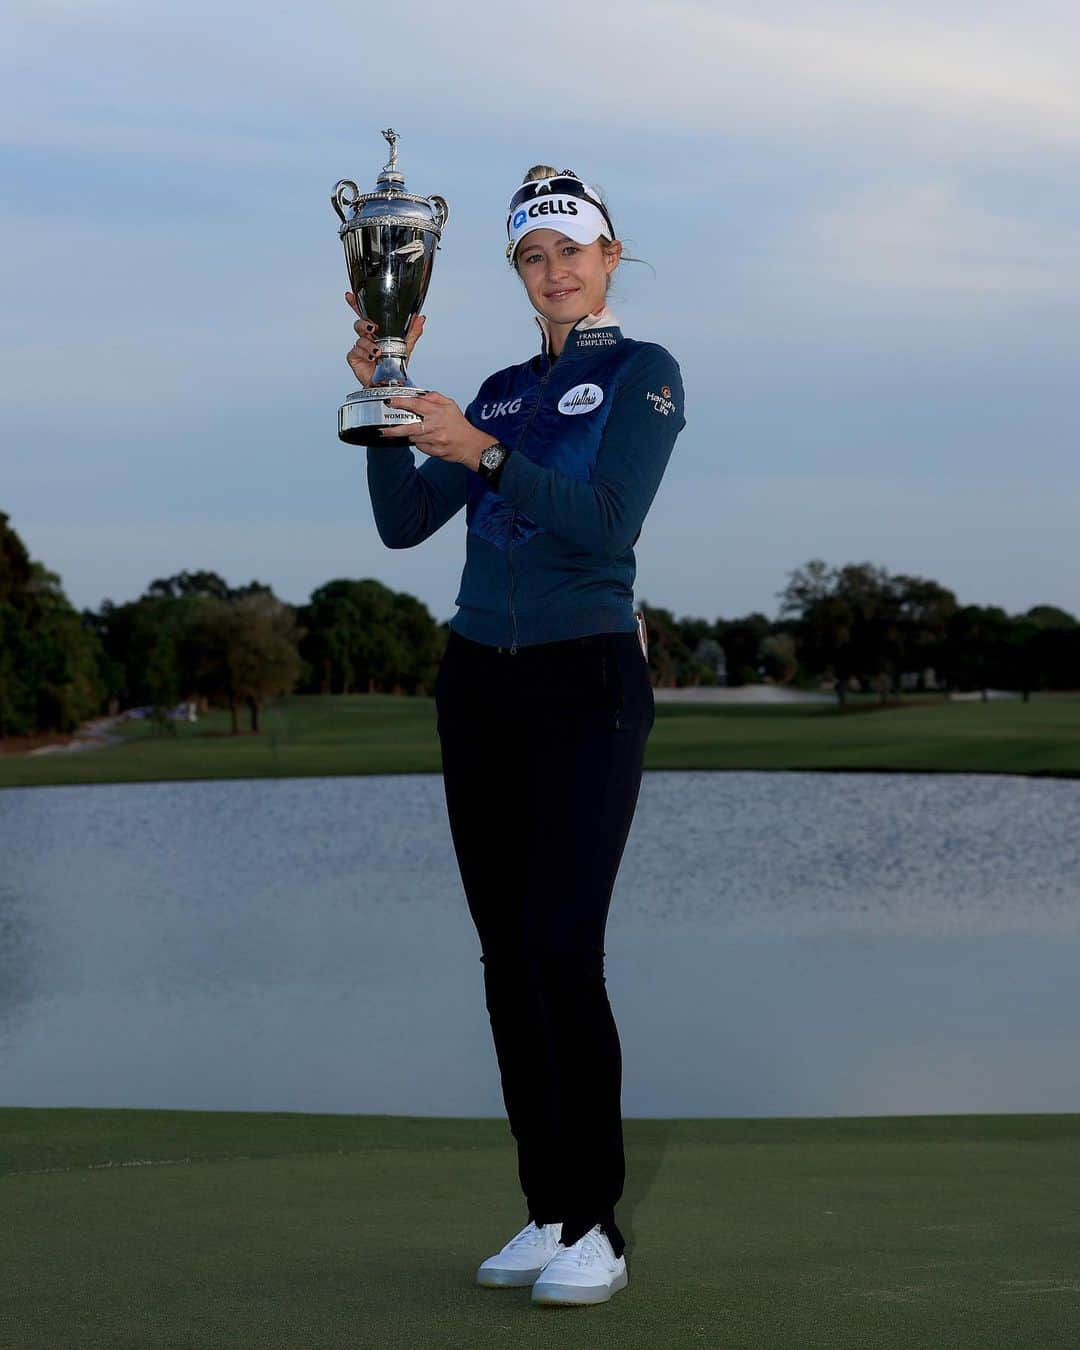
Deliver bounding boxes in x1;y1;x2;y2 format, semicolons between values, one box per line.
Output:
332;129;449;445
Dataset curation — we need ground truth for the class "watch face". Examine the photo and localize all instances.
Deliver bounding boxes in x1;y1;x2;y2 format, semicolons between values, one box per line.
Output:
482;446;504;469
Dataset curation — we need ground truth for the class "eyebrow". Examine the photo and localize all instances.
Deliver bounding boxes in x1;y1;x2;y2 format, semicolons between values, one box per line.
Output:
522;235;575;250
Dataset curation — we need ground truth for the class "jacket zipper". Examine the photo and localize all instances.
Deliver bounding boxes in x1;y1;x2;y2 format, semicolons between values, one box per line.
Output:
507;508;518;653
506;358;553;654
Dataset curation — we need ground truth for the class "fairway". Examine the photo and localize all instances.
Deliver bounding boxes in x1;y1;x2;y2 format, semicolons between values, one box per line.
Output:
2;1109;1078;1348
2;691;1080;789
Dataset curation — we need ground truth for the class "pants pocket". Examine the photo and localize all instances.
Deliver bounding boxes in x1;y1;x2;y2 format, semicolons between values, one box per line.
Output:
603;633;655;734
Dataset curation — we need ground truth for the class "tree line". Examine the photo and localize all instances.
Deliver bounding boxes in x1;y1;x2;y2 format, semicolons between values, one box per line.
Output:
1;511;1077;738
643;559;1078;703
85;571;444;736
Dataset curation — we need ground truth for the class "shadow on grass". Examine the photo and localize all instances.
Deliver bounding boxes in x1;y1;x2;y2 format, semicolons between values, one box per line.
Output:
621;1119;677;1255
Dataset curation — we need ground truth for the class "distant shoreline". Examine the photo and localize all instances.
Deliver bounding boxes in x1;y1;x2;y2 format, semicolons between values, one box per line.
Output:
2;692;1079;791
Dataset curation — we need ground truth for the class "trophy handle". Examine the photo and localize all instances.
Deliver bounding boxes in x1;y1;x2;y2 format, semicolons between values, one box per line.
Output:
331;179;361;224
430;195;449;232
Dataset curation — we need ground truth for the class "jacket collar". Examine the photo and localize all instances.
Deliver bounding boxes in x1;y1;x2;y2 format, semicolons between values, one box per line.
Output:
534;305;622;360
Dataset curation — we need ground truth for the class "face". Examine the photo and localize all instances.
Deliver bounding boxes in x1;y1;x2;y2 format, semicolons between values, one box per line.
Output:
514;230;621;323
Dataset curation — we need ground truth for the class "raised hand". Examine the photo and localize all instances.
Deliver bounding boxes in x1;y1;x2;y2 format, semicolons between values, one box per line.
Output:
345;292;426;387
383;391;496;470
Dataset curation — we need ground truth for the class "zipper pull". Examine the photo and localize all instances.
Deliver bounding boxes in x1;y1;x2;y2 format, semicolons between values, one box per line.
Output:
509;640;517;655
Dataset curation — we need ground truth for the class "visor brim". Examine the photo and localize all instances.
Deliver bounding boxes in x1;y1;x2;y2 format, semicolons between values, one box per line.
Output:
511;218;612;256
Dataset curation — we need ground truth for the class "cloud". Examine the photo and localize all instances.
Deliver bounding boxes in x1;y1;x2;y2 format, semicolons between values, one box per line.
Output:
803;181;1080;297
657;3;1080;148
5;1;1080;163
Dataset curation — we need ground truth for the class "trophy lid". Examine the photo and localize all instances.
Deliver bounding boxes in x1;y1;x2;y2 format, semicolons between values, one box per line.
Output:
331;130;449;236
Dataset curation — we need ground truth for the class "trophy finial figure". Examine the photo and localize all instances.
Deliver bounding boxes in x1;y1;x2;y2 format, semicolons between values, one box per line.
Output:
381;128;399;174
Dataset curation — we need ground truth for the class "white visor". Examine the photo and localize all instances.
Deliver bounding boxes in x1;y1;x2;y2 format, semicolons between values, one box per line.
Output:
507;195;612;260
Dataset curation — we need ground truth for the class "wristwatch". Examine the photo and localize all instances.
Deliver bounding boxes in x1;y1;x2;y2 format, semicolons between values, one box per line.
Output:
477;441;512;490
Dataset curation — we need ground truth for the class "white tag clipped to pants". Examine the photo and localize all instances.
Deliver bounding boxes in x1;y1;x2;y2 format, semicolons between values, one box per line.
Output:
634;610;649;661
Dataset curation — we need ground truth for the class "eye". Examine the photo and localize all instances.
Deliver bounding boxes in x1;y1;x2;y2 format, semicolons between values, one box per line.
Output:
523;253;542;264
561;246;580;257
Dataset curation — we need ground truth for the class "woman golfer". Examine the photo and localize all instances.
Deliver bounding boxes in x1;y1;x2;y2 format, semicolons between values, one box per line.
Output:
347;166;685;1307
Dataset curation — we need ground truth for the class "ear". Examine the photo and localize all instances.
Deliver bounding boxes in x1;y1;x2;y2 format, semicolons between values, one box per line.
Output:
604;240;623;273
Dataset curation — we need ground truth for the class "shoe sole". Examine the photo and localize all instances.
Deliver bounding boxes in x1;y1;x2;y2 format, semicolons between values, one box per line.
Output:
531;1267;628;1306
476;1267;546;1288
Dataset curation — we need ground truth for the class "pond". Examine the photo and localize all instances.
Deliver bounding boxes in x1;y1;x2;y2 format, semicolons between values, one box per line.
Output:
2;771;1078;1117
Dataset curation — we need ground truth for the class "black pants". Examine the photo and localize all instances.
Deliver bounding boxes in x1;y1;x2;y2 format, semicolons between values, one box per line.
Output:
434;626;655;1258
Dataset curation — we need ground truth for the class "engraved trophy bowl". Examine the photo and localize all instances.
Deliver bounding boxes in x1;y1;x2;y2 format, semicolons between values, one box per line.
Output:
332;129;449;446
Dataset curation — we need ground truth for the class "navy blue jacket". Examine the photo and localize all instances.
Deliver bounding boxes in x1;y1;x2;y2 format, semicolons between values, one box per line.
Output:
365;312;686;649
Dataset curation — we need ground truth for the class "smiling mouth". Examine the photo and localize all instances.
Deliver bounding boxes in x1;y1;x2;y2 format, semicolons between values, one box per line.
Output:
545;287;579;301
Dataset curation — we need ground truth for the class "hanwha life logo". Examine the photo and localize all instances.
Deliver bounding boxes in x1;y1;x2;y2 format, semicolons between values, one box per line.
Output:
557;383;604;416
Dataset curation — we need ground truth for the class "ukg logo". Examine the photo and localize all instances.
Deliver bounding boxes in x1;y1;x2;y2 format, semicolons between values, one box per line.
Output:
479;397;522;420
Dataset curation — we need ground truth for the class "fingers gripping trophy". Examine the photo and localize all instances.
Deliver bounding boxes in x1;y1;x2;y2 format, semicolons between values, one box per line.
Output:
332;129;449;445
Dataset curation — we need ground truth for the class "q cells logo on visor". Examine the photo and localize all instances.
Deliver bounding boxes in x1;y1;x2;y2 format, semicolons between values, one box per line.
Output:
525;199;579;219
558;383;604;416
512;199;581;233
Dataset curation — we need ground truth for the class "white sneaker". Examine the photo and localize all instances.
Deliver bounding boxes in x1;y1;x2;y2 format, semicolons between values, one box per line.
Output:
476;1220;564;1288
531;1224;628;1306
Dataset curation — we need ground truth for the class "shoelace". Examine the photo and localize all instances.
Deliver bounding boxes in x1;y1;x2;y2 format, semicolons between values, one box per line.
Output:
507;1222;554;1251
568;1226;611;1268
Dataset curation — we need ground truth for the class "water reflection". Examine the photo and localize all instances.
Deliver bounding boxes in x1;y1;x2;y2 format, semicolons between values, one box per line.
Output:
1;772;1078;1116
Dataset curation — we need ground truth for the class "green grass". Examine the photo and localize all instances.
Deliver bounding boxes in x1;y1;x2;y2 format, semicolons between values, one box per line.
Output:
2;1108;1078;1348
2;692;1080;789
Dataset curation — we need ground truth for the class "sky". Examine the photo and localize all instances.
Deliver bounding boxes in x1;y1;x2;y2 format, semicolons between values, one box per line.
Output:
3;0;1079;626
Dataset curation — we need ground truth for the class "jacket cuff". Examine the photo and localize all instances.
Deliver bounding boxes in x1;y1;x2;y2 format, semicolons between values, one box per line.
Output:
494;446;540;504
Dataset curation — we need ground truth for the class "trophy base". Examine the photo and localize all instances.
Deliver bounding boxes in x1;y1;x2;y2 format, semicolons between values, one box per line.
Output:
338;387;426;447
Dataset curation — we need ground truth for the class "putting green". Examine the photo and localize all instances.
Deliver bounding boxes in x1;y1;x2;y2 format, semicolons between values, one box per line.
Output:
2;1110;1078;1347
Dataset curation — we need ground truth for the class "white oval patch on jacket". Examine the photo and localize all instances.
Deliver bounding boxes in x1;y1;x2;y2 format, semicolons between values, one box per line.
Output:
557;383;604;416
